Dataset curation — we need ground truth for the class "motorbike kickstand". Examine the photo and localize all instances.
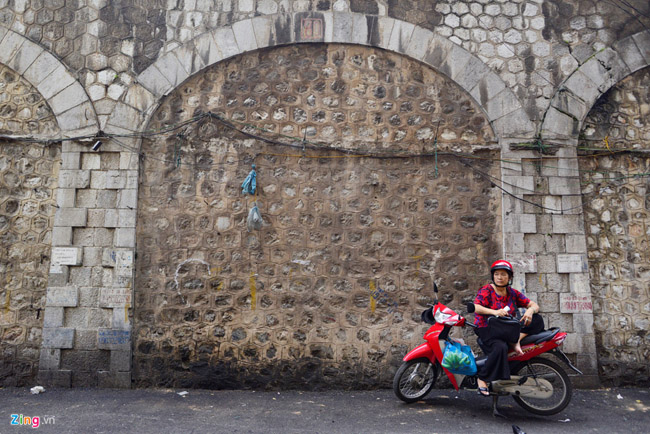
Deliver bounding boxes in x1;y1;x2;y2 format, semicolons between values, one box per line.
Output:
492;395;507;419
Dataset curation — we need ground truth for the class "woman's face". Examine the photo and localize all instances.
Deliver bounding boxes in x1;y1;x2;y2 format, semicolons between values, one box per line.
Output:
493;269;510;286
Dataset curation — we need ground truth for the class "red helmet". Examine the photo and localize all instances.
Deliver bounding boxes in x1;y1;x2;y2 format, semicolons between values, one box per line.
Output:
490;259;513;278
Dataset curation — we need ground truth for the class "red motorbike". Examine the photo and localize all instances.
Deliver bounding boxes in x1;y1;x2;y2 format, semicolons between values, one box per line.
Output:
393;283;582;416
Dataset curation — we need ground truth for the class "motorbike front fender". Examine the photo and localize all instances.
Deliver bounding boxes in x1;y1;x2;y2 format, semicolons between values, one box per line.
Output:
403;342;435;363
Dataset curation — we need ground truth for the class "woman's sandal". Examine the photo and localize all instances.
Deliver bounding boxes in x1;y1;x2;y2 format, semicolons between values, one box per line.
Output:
477;386;490;397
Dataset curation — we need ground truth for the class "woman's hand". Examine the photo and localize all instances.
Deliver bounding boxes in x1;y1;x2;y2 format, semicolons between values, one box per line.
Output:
520;301;540;326
520;309;534;325
493;308;510;317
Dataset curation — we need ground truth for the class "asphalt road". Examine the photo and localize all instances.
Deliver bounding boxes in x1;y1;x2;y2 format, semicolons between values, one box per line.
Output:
0;386;648;433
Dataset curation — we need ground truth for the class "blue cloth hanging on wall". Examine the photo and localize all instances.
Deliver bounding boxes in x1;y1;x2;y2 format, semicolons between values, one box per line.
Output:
241;164;256;195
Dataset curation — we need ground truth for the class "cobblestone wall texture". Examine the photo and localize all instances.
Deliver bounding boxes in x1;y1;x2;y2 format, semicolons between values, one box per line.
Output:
0;64;60;386
0;0;648;388
134;44;501;388
0;64;57;135
580;66;650;386
1;1;647;130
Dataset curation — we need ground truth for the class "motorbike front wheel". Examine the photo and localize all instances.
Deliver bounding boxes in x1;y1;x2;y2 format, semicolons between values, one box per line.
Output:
511;357;572;415
393;358;437;403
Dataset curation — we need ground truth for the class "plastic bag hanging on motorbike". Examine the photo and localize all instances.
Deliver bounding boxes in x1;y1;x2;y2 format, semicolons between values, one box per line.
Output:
441;341;477;376
247;203;263;231
241;164;256;195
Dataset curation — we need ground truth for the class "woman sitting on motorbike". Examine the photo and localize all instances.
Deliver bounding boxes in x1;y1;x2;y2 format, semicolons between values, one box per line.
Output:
473;260;542;396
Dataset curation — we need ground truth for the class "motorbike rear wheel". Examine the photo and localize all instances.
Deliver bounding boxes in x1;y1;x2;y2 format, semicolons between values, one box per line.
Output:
511;357;572;415
393;358;437;403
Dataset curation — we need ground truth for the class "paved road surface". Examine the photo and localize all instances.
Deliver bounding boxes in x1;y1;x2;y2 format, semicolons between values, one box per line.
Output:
1;386;648;433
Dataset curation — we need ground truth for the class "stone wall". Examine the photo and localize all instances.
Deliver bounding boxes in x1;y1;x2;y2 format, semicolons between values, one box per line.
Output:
0;1;648;388
1;1;647;133
133;44;501;388
0;65;60;386
579;66;650;386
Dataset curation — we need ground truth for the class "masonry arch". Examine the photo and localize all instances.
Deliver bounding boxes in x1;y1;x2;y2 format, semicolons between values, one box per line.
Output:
131;41;505;388
574;58;650;384
541;29;650;142
104;12;534;144
0;26;98;138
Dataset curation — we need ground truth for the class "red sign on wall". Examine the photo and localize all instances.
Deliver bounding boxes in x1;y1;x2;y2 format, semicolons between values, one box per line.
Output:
301;18;323;40
560;294;593;313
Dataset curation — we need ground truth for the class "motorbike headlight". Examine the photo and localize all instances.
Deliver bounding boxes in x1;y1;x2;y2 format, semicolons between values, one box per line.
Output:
434;310;454;323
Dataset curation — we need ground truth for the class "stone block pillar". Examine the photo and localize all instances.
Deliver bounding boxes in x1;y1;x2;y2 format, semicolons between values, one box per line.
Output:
38;142;137;388
500;141;599;387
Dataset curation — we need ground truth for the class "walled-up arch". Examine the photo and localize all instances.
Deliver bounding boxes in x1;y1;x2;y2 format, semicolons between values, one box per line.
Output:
576;63;650;385
541;30;650;142
105;12;534;144
132;41;504;388
0;26;98;138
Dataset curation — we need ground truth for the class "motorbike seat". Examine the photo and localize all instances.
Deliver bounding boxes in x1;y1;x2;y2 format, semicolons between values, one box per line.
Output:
520;327;560;345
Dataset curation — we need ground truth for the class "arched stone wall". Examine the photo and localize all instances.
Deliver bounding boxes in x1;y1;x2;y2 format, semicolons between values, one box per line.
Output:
104;13;534;144
0;27;98;138
0;5;638;389
133;43;502;388
0;63;61;386
0;28;101;387
578;66;650;386
541;30;650;141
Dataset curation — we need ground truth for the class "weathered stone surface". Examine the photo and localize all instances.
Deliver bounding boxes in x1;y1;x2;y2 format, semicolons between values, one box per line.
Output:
98;370;131;388
133;43;501;388
43;307;64;328
42;328;75;349
579;66;650;386
0;64;59;135
38;369;72;388
58;170;91;189
0;0;647;390
0;137;59;386
39;348;61;371
138;64;174;98
23;52;59;86
110;350;131;372
54;208;88;227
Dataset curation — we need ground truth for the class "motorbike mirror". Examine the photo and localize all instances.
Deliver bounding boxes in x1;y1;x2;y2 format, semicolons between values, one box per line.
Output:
433;282;438;293
466;302;475;313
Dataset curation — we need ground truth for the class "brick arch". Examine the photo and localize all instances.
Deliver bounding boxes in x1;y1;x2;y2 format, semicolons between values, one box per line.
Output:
541;29;650;141
0;26;98;137
111;12;533;142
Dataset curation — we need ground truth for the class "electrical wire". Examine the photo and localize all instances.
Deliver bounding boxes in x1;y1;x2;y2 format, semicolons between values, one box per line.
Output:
456;157;593;213
4;109;650;198
605;0;650;33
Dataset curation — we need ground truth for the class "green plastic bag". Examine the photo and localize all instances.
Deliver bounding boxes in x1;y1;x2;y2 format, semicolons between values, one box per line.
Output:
441;341;477;376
